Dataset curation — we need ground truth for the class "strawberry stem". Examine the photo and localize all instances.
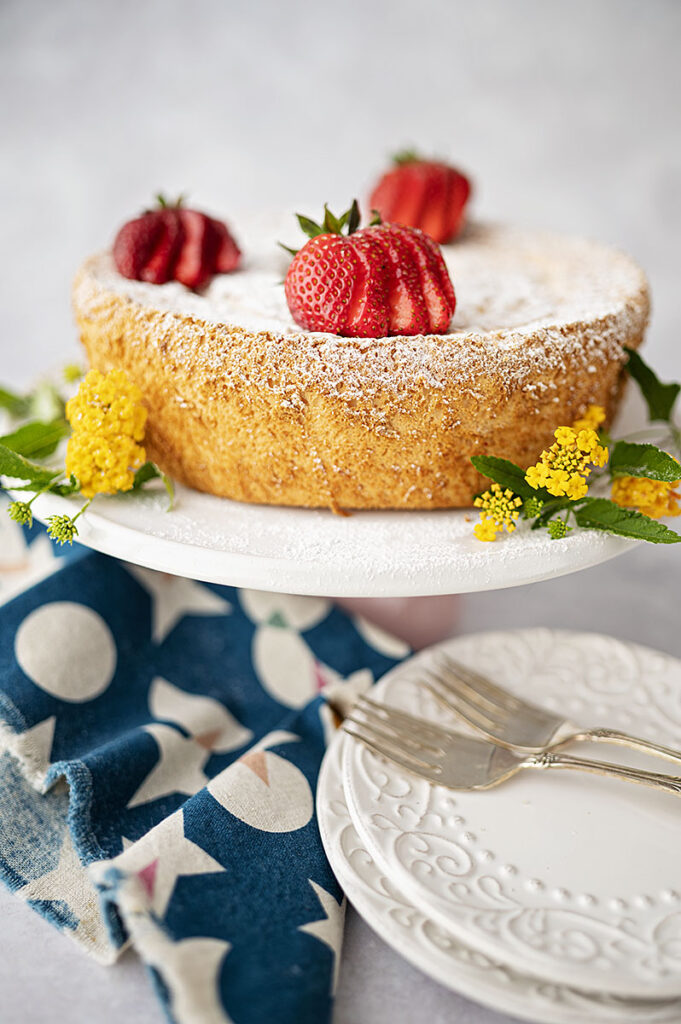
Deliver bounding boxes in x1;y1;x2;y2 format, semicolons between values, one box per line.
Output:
155;192;186;209
392;148;421;165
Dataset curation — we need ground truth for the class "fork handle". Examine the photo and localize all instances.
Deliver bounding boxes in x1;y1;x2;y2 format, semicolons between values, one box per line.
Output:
560;729;681;767
524;751;681;795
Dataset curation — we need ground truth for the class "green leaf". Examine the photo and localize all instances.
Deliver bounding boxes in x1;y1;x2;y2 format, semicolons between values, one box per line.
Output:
574;497;681;544
471;455;551;501
323;205;342;234
346;199;361;235
277;241;299;258
625;348;680;423
132;461;174;509
296;213;326;239
609;441;680;482
0;419;69;459
160;470;175;510
50;474;80;496
393;148;420;165
132;461;161;490
0;385;30;417
0;442;61;487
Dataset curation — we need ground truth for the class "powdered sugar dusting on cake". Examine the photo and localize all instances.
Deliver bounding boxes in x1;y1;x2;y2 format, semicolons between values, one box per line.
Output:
73;221;649;408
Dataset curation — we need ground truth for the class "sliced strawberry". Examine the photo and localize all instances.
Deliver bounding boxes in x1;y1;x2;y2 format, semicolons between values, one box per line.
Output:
368;155;472;243
367;171;402;222
113;214;163;280
140;210;183;284
113;199;240;287
345;231;390;337
373;225;429;335
284;234;358;333
173;210;216;289
442;169;471;242
210;217;241;273
389;225;453;332
415;229;456;313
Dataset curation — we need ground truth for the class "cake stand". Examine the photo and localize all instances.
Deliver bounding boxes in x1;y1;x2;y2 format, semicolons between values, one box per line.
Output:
15;389;650;598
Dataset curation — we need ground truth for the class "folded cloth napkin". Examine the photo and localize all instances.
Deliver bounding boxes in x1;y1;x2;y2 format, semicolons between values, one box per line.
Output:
0;497;409;1023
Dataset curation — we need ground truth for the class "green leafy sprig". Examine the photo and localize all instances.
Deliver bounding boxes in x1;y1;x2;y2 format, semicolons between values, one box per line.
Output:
470;350;681;545
1;374;174;544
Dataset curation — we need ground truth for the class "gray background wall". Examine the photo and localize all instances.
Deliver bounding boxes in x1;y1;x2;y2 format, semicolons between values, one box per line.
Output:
1;0;679;386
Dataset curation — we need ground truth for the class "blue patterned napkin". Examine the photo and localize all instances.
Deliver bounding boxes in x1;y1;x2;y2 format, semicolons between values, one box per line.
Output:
0;495;409;1023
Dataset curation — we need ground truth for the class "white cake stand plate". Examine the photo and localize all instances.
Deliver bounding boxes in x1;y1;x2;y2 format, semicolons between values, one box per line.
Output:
20;483;636;597
13;389;653;597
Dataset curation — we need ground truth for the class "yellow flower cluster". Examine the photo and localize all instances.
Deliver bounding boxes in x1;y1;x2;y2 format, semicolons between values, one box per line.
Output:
65;369;147;498
611;475;681;520
525;426;608;500
473;484;523;542
572;404;606;432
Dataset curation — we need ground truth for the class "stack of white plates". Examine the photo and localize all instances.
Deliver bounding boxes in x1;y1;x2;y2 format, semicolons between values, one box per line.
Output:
317;629;681;1023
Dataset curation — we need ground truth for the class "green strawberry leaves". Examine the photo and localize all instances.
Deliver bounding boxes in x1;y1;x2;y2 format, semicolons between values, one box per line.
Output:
625;348;680;423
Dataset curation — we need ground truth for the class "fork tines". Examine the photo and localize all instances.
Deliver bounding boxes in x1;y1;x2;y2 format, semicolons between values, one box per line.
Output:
344;697;445;778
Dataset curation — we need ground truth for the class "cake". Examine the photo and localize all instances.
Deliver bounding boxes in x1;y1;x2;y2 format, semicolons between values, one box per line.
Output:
72;221;649;511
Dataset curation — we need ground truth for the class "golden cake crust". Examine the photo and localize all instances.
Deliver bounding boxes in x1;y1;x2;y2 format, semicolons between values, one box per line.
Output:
72;224;649;510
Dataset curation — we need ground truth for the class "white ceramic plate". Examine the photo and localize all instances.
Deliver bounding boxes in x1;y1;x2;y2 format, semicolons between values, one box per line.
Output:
318;731;681;1024
342;629;681;998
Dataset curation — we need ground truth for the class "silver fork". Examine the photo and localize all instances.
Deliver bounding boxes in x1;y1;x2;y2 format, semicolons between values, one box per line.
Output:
420;653;681;764
344;696;681;795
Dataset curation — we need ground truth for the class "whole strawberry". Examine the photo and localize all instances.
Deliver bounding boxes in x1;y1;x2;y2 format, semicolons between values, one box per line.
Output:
283;201;456;337
368;151;471;244
113;194;241;289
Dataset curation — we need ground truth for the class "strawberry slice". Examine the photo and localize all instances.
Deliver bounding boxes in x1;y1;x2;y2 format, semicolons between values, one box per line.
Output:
390;225;453;332
140;210;183;284
284;234;358;333
443;170;471;242
374;226;429;335
210;217;241;273
345;232;390;337
174;210;217;289
415;229;456;313
113;214;163;280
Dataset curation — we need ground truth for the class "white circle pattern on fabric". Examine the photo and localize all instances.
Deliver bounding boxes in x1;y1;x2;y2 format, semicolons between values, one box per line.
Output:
208;751;313;833
15;602;117;702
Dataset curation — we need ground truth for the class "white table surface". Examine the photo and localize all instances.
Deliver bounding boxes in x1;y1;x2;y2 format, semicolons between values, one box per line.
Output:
1;0;680;1021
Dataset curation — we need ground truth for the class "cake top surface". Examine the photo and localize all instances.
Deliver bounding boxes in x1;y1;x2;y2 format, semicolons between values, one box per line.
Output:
81;221;648;345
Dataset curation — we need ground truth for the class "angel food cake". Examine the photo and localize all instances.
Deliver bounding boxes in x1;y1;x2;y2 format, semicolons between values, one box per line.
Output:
72;213;649;511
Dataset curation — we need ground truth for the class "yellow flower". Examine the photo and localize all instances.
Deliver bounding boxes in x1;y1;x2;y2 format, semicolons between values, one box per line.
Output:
611;476;681;519
573;405;606;432
474;519;499;542
525;423;608;499
65;369;147;498
473;483;523;542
